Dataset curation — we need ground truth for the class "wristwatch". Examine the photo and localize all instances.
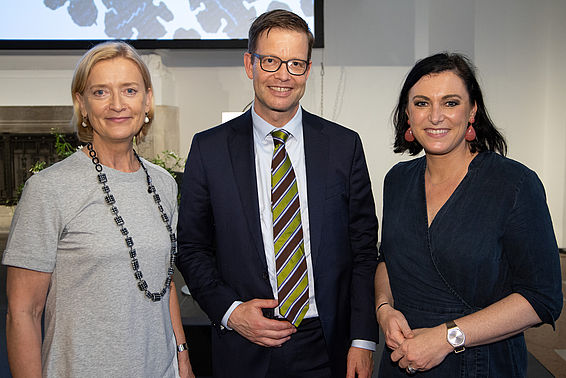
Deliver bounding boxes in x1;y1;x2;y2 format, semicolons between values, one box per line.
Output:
177;342;188;353
445;320;465;353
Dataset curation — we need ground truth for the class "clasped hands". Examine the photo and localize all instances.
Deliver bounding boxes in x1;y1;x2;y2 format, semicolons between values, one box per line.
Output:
377;305;452;373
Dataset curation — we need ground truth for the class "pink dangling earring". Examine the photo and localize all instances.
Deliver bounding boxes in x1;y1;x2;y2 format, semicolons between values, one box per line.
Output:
404;128;415;142
465;124;476;141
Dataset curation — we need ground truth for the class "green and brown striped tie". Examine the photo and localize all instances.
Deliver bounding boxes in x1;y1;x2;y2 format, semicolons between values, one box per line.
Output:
271;129;309;327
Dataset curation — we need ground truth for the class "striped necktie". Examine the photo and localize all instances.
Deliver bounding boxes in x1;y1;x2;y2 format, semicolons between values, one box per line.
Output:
271;129;309;327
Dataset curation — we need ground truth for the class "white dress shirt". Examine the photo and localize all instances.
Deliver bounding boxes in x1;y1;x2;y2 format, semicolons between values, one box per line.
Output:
222;104;375;351
252;105;319;319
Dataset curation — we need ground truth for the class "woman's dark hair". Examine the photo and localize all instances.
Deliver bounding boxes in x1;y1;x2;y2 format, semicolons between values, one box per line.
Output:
393;52;507;156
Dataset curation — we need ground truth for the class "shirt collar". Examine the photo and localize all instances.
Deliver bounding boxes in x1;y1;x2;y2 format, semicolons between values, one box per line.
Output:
251;103;303;142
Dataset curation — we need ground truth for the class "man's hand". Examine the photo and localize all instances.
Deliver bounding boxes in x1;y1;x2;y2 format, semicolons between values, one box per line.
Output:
346;346;374;378
227;298;296;347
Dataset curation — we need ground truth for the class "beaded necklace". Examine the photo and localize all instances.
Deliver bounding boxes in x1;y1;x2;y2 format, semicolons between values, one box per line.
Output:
86;142;176;302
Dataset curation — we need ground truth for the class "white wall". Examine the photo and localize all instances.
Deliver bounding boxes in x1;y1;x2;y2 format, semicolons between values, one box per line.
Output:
542;0;566;251
1;0;564;246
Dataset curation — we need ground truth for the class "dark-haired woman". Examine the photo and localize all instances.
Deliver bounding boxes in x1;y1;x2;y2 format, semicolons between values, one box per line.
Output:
375;52;562;377
3;42;194;377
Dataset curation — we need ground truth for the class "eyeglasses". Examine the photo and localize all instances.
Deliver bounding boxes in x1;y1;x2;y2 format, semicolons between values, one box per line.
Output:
251;53;309;76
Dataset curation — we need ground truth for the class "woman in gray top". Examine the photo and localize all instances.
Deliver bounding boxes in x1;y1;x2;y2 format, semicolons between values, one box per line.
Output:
3;42;195;378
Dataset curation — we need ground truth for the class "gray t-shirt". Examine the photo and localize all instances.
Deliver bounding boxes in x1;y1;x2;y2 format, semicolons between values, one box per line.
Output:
3;150;179;378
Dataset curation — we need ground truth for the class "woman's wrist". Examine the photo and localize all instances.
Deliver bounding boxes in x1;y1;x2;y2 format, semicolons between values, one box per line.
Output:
375;302;393;325
176;342;188;353
435;324;456;356
376;302;390;313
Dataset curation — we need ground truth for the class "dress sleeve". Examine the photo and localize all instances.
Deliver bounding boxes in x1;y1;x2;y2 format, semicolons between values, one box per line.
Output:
502;170;563;326
2;174;60;272
377;168;394;265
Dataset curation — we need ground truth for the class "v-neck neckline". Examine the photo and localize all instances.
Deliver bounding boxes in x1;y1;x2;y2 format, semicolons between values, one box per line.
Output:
423;152;483;230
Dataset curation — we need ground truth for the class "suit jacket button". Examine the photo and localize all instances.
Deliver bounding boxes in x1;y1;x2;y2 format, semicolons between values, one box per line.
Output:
262;272;269;281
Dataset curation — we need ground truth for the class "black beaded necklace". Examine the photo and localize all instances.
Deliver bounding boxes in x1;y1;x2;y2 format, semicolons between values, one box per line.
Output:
86;142;176;302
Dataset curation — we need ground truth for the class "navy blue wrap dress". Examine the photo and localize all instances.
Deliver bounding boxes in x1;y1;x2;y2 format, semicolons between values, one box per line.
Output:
378;151;562;377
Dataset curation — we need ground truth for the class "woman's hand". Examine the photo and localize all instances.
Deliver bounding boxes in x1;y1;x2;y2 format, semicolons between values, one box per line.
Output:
168;281;196;378
390;326;453;372
376;304;414;350
177;350;195;378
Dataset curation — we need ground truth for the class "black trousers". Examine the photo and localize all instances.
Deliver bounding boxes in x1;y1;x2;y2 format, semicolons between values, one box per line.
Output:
266;317;332;378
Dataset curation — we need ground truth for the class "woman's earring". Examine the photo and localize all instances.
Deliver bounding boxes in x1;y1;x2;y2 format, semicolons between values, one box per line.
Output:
465;125;476;141
404;128;415;142
144;113;150;124
81;116;88;128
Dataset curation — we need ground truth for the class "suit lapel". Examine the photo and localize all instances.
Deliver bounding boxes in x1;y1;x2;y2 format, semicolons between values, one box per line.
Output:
227;111;267;268
302;110;327;270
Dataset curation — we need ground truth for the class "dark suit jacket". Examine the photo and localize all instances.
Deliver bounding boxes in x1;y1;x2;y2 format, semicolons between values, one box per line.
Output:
176;109;379;377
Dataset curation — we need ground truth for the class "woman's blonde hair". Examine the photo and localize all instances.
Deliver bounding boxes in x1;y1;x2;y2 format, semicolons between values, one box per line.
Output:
71;41;154;143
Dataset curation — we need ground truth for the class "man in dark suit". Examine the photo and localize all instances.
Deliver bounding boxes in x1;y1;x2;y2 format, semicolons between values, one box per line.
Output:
177;9;378;378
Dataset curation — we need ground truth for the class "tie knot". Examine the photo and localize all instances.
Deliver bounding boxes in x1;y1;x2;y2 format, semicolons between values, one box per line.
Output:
271;129;290;146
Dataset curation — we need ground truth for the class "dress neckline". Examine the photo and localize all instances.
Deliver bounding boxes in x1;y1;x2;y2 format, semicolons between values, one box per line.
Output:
423;151;486;230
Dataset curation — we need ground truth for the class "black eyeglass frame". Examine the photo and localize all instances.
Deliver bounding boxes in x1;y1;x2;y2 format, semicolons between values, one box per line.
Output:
251;53;310;76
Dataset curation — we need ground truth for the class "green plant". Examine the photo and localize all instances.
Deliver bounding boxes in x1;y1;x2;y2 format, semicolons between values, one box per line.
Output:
148;150;185;204
149;150;184;178
14;183;26;203
11;132;77;204
28;132;76;175
30;161;47;173
54;132;76;159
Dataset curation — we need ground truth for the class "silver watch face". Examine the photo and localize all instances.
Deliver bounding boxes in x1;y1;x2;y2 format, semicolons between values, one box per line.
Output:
448;328;465;346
